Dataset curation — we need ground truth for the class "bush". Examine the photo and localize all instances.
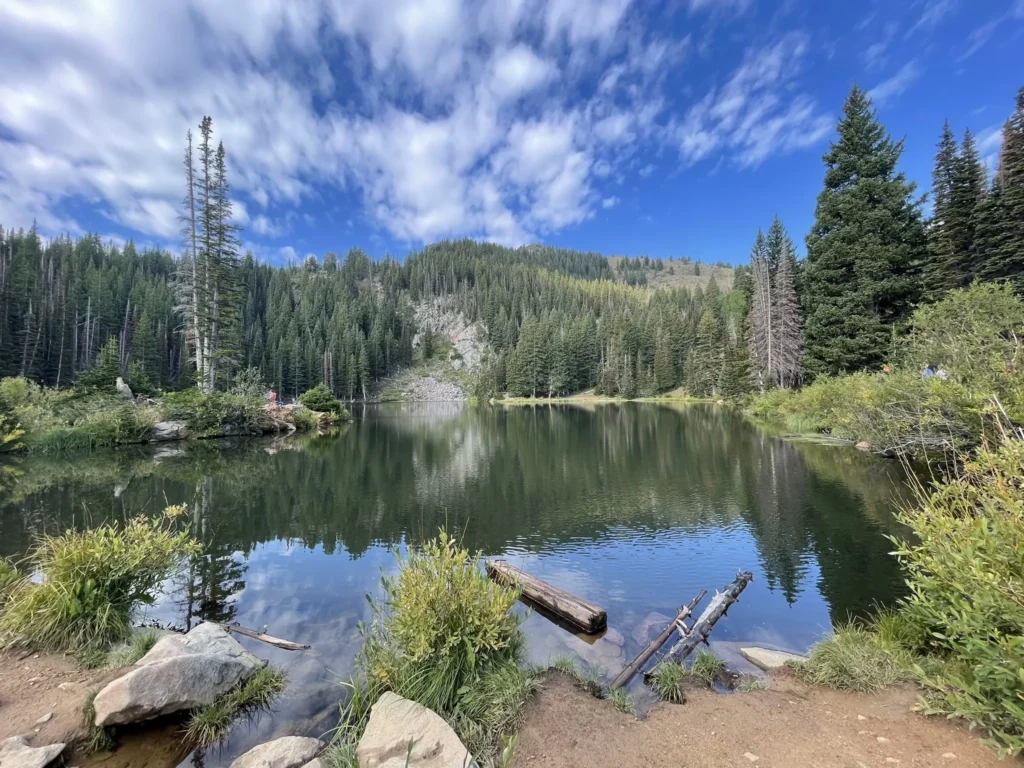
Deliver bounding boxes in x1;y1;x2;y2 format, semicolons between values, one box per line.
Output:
338;531;535;761
0;558;18;601
892;437;1024;756
161;388;267;436
230;367;268;401
0;508;201;653
793;621;914;693
298;383;344;415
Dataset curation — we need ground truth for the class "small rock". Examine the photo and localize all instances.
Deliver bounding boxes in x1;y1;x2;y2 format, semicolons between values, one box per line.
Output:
942;754;957;760
738;647;808;670
877;736;891;744
57;682;78;692
26;677;43;684
35;713;53;725
229;736;323;768
855;440;871;451
743;753;759;763
885;759;899;765
857;715;867;721
858;730;869;735
0;735;66;768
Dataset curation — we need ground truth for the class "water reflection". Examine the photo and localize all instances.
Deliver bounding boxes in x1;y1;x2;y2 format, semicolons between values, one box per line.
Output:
0;403;911;765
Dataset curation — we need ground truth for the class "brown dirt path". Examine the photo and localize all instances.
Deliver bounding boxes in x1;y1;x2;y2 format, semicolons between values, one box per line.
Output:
513;671;1016;768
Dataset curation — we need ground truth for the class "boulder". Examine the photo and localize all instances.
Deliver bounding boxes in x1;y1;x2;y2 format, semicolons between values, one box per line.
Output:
228;736;323;768
855;441;871;452
151;420;190;441
302;760;327;768
738;646;808;670
93;622;262;727
0;736;65;768
357;692;472;768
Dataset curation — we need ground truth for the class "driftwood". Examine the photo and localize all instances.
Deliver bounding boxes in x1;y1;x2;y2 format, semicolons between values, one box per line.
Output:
214;622;310;651
655;571;753;671
485;560;607;634
610;589;706;690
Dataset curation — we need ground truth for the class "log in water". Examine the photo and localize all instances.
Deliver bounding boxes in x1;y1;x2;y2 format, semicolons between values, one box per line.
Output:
485;560;607;634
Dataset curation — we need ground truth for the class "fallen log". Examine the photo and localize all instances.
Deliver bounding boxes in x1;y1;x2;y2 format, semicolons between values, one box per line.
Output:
485;560;607;634
610;589;706;690
653;571;753;672
213;622;310;651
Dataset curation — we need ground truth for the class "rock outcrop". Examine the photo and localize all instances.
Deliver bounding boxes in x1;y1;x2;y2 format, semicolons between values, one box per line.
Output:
92;623;262;727
228;736;323;768
151;420;190;441
739;646;808;670
357;692;472;768
0;736;65;768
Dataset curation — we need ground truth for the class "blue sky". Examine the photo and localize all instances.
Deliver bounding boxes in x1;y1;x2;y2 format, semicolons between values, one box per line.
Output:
0;0;1021;266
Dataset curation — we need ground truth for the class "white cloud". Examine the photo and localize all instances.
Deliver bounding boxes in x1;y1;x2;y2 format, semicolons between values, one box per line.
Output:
867;60;923;105
670;32;832;169
602;196;619;209
905;0;957;37
0;0;833;249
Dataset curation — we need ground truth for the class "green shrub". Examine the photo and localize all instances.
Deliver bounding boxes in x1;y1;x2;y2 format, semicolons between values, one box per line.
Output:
290;406;319;431
230;367;268;401
298;383;344;415
892;438;1024;756
337;531;534;761
650;660;687;703
0;508;201;653
688;649;725;686
161;388;266;436
76;338;122;393
0;557;19;600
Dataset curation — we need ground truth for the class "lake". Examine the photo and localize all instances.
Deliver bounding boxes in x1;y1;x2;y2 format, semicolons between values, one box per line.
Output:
0;403;912;765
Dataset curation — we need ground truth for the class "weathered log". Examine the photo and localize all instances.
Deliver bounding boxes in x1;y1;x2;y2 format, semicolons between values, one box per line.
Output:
610;589;706;690
485;560;607;633
658;571;753;668
214;622;310;651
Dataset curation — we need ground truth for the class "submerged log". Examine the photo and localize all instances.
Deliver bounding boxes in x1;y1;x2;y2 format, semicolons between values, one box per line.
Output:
658;571;753;668
486;560;607;634
214;622;310;651
610;589;706;690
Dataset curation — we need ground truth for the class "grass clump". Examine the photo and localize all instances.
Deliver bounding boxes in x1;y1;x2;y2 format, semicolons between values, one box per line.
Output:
688;649;724;686
605;687;636;716
81;690;116;754
107;629;160;668
739;676;769;692
650;660;687;703
334;530;536;763
792;621;913;693
185;665;286;747
551;655;601;696
0;508;200;655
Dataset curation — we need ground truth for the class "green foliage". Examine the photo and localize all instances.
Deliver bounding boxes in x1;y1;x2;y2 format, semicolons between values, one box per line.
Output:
290;406;320;431
739;676;769;692
230;367;268;401
803;85;925;377
792;621;913;693
81;691;116;754
0;509;201;653
606;686;636;716
0;557;19;601
551;656;602;696
688;649;725;686
161;388;267;436
299;382;344;415
76;338;123;392
337;531;534;762
892;438;1024;756
651;660;687;703
185;665;287;747
107;629;159;668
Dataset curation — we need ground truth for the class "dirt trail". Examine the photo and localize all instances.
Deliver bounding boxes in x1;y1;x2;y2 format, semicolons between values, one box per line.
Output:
513;671;1014;768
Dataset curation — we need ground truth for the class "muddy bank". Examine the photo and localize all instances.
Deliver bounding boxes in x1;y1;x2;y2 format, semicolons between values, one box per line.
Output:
512;670;1006;768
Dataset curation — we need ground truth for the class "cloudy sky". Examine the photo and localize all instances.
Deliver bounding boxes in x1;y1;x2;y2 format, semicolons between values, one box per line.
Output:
1;0;1021;264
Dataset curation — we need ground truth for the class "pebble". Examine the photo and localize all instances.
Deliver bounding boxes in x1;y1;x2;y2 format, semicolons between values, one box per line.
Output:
942;754;957;760
857;714;867;721
885;759;900;764
35;712;53;724
877;736;891;744
743;753;759;763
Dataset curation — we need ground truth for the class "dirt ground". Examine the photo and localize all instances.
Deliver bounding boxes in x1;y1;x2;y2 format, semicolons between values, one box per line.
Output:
0;650;123;750
513;671;1015;768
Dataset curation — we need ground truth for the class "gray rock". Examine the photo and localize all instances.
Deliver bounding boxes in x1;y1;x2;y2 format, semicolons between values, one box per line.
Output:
151;420;189;441
115;376;134;401
855;441;871;452
631;611;672;647
34;713;52;725
228;736;323;768
93;623;262;727
357;692;473;768
738;647;808;670
302;760;327;768
0;736;65;768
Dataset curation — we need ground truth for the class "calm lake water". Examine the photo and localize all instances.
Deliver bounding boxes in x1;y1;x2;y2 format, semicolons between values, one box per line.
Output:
0;403;911;765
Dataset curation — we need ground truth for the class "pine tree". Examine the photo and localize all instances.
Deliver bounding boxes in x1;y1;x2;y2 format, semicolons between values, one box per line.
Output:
924;121;958;296
772;240;803;389
748;229;772;390
803;85;926;377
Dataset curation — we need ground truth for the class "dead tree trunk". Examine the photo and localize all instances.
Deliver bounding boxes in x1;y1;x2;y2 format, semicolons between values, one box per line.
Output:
486;560;607;633
660;571;753;667
611;589;707;690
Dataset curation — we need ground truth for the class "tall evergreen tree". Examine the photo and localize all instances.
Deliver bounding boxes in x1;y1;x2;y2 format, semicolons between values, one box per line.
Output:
803;85;926;377
925;121;959;296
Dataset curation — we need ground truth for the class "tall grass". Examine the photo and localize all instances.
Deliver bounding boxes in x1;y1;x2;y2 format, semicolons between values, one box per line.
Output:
0;509;200;654
792;620;914;693
185;665;286;747
332;531;536;763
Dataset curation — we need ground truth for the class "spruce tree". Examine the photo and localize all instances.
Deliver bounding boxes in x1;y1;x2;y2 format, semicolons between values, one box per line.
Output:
977;87;1024;289
803;85;926;377
946;128;988;288
924;121;958;296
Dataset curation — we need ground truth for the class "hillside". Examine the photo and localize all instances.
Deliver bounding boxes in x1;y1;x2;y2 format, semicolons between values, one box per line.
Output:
607;256;734;291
